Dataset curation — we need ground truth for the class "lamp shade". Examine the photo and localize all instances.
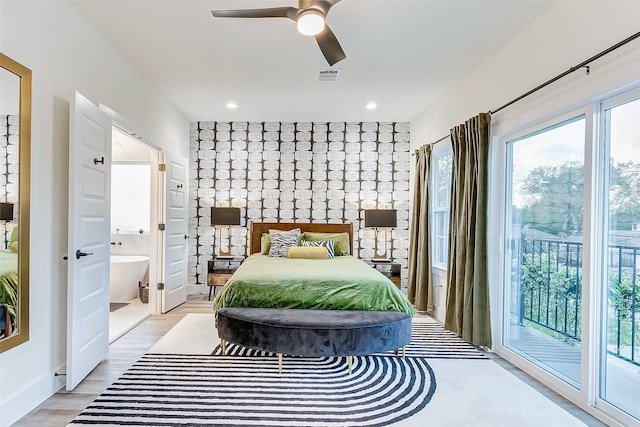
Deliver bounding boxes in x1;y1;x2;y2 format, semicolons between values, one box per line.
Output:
0;203;14;221
364;209;397;228
211;207;241;226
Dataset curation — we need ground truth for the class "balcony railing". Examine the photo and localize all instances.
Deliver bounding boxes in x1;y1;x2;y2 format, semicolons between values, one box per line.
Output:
512;238;639;367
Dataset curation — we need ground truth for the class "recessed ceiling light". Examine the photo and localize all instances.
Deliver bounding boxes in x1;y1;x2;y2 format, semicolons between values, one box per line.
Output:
366;102;377;110
226;102;238;110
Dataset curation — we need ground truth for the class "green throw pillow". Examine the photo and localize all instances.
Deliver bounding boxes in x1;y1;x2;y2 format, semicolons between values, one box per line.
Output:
302;232;350;256
260;233;270;255
9;226;18;245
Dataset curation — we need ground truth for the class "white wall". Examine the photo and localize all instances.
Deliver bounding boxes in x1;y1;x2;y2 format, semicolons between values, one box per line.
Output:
0;2;189;425
412;1;640;147
410;1;640;322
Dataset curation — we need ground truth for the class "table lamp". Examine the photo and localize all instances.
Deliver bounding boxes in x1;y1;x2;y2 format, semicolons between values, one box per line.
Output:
0;203;14;221
211;207;241;258
364;209;397;261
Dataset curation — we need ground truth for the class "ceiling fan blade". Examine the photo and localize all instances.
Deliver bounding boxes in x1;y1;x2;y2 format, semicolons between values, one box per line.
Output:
211;7;297;20
312;0;341;16
315;25;346;66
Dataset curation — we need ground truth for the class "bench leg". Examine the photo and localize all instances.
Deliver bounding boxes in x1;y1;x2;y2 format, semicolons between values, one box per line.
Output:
347;356;352;375
221;340;226;355
278;353;283;374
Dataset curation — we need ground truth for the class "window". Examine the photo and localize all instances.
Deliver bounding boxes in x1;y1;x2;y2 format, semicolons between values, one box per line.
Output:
431;146;452;269
111;163;151;234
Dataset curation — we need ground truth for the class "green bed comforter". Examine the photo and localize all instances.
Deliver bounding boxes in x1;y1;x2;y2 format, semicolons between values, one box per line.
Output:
212;254;415;316
0;250;18;327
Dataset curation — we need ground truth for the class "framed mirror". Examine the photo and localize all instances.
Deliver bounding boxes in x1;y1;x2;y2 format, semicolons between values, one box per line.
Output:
0;53;31;353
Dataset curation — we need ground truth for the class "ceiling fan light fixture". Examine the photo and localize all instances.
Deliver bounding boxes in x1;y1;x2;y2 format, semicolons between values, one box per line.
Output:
210;2;345;65
297;10;325;36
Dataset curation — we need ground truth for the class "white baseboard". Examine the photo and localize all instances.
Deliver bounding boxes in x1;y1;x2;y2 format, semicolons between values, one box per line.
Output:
0;366;65;427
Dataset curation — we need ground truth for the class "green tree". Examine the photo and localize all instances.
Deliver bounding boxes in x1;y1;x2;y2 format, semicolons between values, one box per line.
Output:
609;161;640;230
520;160;640;235
521;161;584;237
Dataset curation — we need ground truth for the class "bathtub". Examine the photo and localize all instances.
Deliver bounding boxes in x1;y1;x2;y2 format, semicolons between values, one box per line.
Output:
110;255;150;302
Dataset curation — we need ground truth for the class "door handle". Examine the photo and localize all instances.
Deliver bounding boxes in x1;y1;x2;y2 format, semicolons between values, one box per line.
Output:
75;249;94;259
93;157;104;165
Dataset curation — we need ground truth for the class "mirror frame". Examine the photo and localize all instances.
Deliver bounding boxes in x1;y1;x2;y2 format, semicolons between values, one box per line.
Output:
0;53;31;353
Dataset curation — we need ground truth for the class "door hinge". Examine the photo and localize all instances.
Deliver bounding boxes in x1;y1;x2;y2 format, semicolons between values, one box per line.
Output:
157;283;165;290
159;163;166;171
158;223;165;231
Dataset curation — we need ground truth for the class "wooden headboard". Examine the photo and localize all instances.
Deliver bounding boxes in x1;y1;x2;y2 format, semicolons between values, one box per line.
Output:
250;222;354;255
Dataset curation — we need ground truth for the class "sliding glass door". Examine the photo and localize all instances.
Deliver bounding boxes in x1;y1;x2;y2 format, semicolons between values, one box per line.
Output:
504;115;586;388
600;94;640;420
499;88;640;426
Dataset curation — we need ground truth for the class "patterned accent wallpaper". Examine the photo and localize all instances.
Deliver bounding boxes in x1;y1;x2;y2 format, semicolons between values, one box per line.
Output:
0;115;18;249
188;121;411;288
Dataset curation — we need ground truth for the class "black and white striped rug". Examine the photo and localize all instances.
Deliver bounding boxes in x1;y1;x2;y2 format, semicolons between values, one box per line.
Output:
404;321;489;359
70;354;436;426
69;319;488;426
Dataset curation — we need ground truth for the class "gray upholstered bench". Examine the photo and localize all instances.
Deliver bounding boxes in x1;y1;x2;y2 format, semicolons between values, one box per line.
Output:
216;307;412;374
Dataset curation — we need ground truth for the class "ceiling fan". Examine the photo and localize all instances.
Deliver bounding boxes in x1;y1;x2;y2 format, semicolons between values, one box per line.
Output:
211;0;346;66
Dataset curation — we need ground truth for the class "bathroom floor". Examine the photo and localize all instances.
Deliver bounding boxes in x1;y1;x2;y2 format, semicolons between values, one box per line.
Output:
109;298;149;343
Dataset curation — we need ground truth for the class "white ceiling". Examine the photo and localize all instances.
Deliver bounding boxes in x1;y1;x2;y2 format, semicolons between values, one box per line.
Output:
72;0;556;123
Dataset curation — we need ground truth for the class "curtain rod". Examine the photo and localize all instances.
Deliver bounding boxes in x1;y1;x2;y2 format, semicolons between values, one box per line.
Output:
490;29;640;114
412;134;449;155
413;29;640;154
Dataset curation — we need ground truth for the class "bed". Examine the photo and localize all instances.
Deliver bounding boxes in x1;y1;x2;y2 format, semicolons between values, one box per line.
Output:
0;250;18;337
212;222;415;316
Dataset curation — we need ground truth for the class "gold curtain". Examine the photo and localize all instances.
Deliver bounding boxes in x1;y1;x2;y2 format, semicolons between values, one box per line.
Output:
408;144;434;312
444;112;492;347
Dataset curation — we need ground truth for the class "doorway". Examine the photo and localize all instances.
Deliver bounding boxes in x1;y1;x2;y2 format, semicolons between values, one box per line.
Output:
67;93;188;390
502;114;586;388
495;87;640;426
108;127;158;342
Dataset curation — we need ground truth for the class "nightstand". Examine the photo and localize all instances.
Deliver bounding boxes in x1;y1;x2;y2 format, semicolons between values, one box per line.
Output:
207;256;244;300
364;260;402;289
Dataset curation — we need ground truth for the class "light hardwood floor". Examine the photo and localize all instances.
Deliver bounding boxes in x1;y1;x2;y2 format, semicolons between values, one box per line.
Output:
14;295;606;427
13;294;214;427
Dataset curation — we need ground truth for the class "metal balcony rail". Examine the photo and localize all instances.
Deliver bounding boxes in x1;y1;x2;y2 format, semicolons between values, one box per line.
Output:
511;238;639;367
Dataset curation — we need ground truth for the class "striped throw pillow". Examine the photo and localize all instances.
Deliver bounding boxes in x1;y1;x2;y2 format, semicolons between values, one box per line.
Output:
302;239;335;258
268;228;301;258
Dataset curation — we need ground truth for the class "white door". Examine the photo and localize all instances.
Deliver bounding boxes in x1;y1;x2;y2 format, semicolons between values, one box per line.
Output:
160;151;188;312
66;92;112;390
